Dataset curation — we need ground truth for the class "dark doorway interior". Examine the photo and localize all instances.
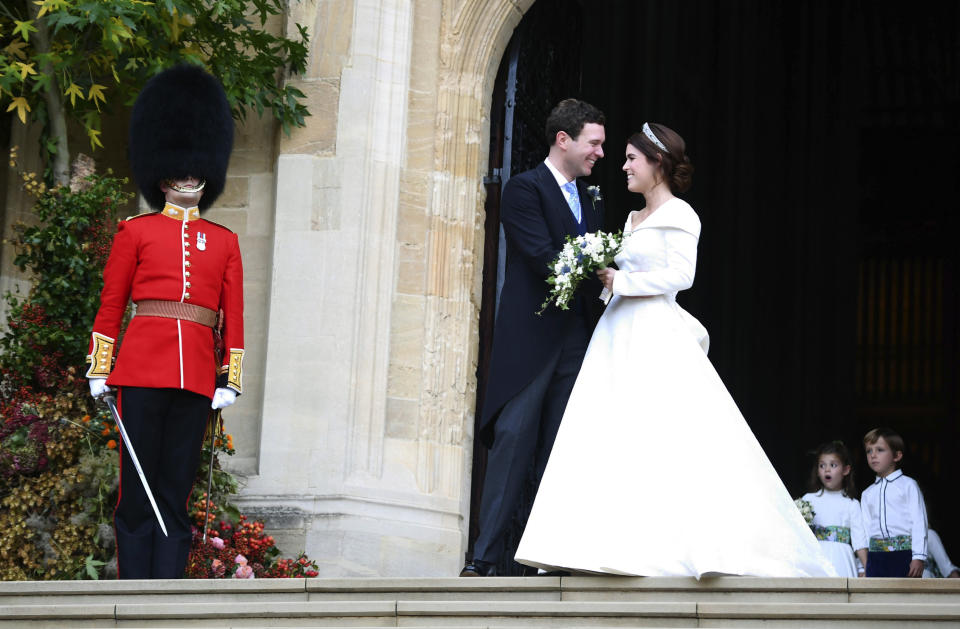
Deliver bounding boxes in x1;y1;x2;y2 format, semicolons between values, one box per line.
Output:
473;0;960;574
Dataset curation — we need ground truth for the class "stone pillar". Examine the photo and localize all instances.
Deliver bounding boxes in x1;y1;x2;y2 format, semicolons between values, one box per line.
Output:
238;0;461;576
236;0;534;576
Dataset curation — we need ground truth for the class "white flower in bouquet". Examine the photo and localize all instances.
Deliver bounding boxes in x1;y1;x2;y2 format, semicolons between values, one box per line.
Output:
537;229;625;315
794;498;815;525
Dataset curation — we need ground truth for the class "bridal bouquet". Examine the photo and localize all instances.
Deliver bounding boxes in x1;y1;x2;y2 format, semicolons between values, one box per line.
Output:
794;499;816;525
537;230;624;315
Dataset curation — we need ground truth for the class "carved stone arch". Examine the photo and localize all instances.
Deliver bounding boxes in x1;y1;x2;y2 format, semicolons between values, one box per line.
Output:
412;0;536;506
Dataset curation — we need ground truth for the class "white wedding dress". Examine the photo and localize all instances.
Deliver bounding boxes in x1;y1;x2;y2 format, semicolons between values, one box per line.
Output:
514;198;836;578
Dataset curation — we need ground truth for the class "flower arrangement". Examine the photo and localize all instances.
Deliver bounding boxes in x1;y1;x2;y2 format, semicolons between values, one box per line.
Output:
538;230;624;314
795;498;815;524
184;500;319;579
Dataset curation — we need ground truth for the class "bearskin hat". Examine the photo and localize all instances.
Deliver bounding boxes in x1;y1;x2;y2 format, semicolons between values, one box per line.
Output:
129;64;234;211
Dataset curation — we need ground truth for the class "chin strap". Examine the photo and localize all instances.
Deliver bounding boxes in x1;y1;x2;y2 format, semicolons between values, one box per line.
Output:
164;178;206;193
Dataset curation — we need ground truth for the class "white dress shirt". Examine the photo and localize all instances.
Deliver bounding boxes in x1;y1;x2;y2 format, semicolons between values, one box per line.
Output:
860;469;928;561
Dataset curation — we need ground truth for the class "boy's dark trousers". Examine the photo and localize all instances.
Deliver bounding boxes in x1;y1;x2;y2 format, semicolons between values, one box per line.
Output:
865;550;912;577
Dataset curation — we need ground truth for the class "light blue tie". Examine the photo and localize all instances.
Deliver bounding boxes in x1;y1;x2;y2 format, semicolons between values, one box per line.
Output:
562;181;581;223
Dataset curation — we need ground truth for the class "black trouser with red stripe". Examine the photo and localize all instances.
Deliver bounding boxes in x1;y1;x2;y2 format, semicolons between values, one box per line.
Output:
115;387;209;579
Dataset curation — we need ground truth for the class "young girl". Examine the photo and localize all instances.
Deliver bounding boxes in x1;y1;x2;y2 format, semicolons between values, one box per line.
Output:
800;442;869;577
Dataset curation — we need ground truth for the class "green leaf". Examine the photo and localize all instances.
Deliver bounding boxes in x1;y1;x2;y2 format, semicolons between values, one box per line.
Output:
15;61;37;81
13;20;39;42
87;83;106;109
84;554;105;580
64;82;84;106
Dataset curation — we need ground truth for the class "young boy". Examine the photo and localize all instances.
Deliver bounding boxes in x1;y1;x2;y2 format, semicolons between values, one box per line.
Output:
861;428;928;577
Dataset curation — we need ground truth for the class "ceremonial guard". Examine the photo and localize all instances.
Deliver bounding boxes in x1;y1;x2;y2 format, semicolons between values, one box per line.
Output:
85;65;243;579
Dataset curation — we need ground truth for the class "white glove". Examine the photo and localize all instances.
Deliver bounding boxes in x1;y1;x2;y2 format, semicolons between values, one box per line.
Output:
211;387;237;410
88;377;110;399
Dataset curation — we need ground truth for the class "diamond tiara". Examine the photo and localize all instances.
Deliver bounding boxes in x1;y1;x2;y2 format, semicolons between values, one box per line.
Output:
642;122;668;152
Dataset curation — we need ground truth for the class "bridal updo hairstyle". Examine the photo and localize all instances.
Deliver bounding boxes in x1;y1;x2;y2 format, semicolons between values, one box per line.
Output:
627;123;694;195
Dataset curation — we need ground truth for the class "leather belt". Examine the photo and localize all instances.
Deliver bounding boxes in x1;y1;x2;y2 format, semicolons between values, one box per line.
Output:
135;300;217;328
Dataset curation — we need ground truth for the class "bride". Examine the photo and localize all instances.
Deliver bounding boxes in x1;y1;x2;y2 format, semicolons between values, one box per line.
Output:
514;123;836;578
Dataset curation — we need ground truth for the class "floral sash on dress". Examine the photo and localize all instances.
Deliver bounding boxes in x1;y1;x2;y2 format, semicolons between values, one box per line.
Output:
811;525;851;545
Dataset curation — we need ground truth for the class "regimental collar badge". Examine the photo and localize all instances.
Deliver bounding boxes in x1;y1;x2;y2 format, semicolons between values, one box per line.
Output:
197;232;207;251
162;202;200;222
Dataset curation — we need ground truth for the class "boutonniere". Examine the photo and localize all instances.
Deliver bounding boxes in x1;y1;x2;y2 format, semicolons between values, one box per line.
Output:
586;185;602;212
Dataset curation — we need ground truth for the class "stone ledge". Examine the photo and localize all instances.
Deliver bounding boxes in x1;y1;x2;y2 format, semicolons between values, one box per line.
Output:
396;601;698;618
0;603;116;619
561;576;849;592
306;576;560;592
847;578;960;593
0;577;307;595
697;601;960;620
114;600;396;619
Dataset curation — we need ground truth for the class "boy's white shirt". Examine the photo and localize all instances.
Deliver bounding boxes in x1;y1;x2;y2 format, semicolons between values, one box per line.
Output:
860;469;929;561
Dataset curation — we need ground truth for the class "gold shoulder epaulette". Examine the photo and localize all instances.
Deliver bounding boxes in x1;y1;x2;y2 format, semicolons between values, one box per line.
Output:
124;211;157;221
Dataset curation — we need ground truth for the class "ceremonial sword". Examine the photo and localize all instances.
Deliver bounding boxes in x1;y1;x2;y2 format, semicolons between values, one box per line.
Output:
101;392;168;537
202;409;221;543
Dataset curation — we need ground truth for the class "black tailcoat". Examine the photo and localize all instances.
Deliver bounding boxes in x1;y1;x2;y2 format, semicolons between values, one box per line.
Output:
479;162;605;446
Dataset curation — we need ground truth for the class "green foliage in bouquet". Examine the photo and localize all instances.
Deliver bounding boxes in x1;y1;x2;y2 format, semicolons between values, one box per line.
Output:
537;230;624;315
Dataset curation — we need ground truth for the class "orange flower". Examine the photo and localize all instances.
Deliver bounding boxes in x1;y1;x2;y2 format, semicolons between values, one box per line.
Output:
101;427;110;436
81;415;91;423
107;439;117;449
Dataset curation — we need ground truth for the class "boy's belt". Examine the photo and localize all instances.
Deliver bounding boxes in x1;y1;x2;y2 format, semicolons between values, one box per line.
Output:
869;535;911;552
135;300;217;328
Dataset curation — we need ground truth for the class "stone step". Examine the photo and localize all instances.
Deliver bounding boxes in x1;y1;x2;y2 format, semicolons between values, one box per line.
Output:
1;577;959;628
3;576;960;604
2;599;960;628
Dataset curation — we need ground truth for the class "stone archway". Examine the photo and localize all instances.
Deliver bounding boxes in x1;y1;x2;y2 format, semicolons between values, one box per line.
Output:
396;0;537;558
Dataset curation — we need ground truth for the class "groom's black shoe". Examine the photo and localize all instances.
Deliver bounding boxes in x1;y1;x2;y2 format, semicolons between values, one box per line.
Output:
460;559;497;577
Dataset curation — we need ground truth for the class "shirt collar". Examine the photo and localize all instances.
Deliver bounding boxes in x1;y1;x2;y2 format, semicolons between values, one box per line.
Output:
875;468;904;483
544;157;575;188
162;202;200;222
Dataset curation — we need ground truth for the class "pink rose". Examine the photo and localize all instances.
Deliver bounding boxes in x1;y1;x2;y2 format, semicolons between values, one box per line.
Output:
211;559;225;578
210;536;225;549
235;554;247;566
234;564;254;579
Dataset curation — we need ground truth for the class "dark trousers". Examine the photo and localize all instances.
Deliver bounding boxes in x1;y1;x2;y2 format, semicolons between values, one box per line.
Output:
115;387;209;579
866;550;912;577
473;315;590;564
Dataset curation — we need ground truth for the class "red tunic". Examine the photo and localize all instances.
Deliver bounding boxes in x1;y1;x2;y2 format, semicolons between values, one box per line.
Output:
88;204;244;399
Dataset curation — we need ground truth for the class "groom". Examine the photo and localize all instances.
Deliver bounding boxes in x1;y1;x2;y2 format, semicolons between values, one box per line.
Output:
462;99;606;576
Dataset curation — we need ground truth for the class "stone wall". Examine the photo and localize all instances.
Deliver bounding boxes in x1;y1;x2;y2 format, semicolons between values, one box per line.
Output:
233;0;538;575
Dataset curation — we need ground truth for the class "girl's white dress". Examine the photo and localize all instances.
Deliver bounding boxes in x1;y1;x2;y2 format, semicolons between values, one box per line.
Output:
800;489;868;577
514;199;836;578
